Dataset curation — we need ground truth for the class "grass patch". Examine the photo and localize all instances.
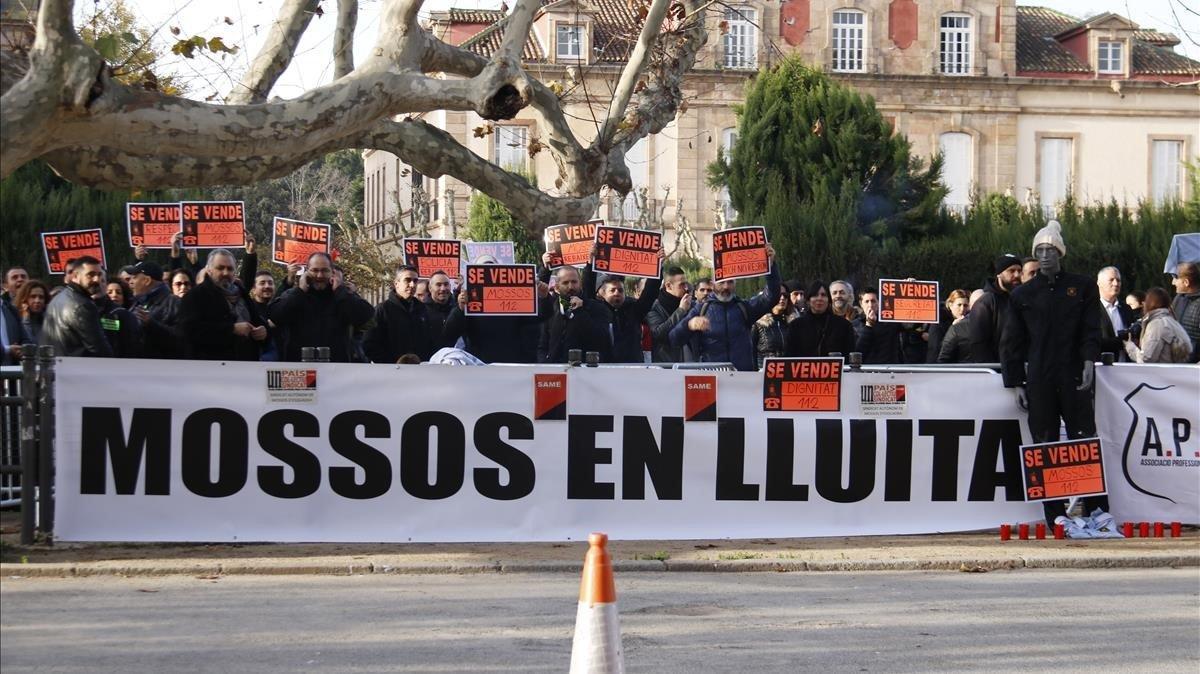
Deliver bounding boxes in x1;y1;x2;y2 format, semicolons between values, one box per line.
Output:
718;551;764;560
633;551;671;561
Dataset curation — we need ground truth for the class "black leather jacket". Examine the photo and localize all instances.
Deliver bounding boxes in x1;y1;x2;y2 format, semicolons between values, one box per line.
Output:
39;283;113;357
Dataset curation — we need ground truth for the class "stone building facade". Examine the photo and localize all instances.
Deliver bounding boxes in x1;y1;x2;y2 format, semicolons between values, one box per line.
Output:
363;1;1199;258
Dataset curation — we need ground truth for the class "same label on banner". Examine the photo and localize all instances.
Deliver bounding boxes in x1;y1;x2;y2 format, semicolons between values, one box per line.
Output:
685;376;717;421
1021;437;1107;502
41;229;106;275
593;225;661;279
533;373;567;420
404;238;462;280
465;264;538;316
126;203;182;248
879;279;940;323
272;217;331;266
181;201;246;248
544;220;599;269
712;226;770;282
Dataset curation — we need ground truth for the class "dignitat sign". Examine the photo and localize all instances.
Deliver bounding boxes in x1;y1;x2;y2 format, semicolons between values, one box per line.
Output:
465;241;516;265
404;238;462;281
878;279;940;323
464;264;538;316
126;203;181;248
1021;438;1107;502
42;229;105;274
544;220;599;268
272;217;331;266
762;357;842;412
180;201;246;248
593;225;662;278
712;226;770;282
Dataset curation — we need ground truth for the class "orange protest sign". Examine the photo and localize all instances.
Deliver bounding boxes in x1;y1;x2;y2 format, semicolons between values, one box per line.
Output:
403;238;462;280
879;279;940;323
593;225;661;279
41;229;106;275
1021;437;1107;502
464;264;538;316
126;202;181;248
544;220;599;269
272;217;331;266
762;357;843;412
180;201;245;248
712;226;770;282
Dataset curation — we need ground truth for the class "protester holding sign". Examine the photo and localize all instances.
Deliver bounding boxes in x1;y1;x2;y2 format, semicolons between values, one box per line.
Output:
39;256;112;358
853;289;903;364
670;244;780;371
423;271;458;350
180;249;270;361
1001;221;1108;525
581;246;664;363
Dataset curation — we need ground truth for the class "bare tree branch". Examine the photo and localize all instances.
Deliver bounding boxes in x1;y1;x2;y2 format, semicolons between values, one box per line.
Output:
333;0;358;78
228;0;320;104
597;0;674;149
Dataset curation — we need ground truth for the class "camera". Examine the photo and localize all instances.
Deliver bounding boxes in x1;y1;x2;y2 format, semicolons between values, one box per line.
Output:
1117;318;1144;342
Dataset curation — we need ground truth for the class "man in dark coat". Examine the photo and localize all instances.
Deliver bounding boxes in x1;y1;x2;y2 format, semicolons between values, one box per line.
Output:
39;256;112;358
852;289;903;364
180;249;270;361
969;253;1023;363
270;252;374;362
364;265;434;363
644;265;693;363
584;255;662;364
1001;221;1105;526
422;271;457;350
1096;266;1137;361
128;260;183;358
538;264;610;363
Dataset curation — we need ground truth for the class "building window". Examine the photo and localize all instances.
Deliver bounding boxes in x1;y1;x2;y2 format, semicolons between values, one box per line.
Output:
939;132;973;209
720;127;737;159
1039;137;1073;206
1151;139;1183;205
939;14;972;75
831;10;865;72
556;24;582;60
723;8;757;69
493;125;528;171
1098;41;1123;74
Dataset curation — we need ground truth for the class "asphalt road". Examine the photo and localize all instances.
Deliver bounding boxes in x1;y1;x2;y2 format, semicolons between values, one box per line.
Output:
2;568;1197;673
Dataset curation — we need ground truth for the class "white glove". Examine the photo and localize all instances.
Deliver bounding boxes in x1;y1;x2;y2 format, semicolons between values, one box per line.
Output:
1077;361;1094;392
1014;387;1028;411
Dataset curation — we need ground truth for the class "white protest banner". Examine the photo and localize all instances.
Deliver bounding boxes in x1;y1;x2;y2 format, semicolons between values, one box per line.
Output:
55;359;1047;542
1096;364;1200;524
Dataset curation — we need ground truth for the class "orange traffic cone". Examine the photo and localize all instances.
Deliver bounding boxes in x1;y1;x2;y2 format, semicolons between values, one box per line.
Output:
569;532;624;674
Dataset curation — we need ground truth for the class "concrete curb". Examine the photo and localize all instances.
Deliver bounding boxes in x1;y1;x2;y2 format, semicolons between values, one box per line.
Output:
3;553;1196;578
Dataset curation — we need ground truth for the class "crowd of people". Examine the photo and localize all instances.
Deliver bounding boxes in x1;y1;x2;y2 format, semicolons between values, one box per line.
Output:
2;230;1198;369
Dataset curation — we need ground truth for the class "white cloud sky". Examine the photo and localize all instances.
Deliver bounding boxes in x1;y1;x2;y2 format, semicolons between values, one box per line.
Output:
87;0;1198;101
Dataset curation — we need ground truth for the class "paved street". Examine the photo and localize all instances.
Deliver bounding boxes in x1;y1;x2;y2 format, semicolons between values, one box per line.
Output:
2;568;1197;673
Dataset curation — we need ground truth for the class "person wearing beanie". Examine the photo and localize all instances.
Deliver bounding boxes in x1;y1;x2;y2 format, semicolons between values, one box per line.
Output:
1000;220;1107;526
968;252;1023;363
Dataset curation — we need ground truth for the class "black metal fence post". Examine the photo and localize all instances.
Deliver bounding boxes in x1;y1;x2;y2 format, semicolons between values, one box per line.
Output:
18;344;37;546
37;345;56;540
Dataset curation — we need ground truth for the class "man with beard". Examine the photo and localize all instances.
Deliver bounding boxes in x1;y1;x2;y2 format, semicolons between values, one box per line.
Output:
180;249;270;361
271;252;374;362
969;253;1022;363
539;263;609;363
128;259;183;358
422;271;457;350
670;245;780;371
852;289;903;363
39;256;112;357
645;266;693;362
785;280;855;359
829;280;860;322
1001;221;1106;527
364;265;434;363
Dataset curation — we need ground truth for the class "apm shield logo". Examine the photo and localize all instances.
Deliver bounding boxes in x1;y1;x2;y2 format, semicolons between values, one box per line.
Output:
1119;383;1197;504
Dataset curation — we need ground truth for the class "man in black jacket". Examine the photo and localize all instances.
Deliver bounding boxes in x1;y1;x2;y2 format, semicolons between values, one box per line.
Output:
539;264;609;363
852;289;903;364
1096;266;1136;361
645;266;693;363
364;265;434;363
969;253;1023;363
180;249;270;361
422;271;457;350
39;256;112;357
270;252;374;362
128;260;183;358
